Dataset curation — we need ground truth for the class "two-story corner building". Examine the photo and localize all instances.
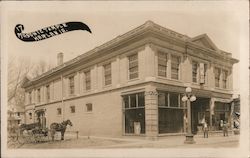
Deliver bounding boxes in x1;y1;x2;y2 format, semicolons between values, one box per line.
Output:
21;21;238;139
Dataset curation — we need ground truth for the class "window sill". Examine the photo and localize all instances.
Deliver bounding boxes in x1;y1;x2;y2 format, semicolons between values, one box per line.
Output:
157;77;182;83
103;84;112;89
214;87;231;91
128;78;140;82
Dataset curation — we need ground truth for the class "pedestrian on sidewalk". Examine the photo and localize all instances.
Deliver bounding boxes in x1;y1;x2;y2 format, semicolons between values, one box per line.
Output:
203;121;209;138
223;121;229;137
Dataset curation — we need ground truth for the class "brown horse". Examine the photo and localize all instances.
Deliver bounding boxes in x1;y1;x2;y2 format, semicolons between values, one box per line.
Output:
50;119;73;141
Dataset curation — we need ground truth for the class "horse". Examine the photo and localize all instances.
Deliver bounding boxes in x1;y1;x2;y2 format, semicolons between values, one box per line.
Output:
50;119;73;141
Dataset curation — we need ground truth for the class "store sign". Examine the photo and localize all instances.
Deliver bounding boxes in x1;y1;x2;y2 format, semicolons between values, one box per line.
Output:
15;22;92;42
200;63;205;84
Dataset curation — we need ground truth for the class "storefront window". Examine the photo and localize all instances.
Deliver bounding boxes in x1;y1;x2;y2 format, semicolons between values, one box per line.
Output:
212;102;231;130
158;91;184;134
123;92;145;134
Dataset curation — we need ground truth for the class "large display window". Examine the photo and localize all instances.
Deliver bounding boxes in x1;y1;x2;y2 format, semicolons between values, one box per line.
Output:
158;91;185;134
123;92;145;134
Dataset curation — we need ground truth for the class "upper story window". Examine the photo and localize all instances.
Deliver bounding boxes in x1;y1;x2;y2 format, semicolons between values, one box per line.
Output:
37;88;41;103
46;85;50;102
28;91;32;104
70;106;75;113
222;70;228;89
69;76;75;95
104;63;112;86
128;53;138;80
123;92;145;109
171;55;180;80
214;67;221;88
158;52;168;77
201;63;207;84
192;61;198;83
85;71;91;90
86;103;93;112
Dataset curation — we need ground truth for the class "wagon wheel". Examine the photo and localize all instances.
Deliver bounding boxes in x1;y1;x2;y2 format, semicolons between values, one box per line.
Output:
33;133;42;143
17;134;26;144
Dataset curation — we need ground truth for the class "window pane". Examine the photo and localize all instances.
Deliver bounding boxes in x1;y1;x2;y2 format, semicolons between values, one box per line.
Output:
158;92;166;106
123;96;129;108
128;54;138;79
69;76;75;95
104;63;112;85
158;108;184;133
37;89;41;102
192;62;198;83
214;68;220;87
130;94;137;108
85;71;91;90
138;93;145;107
169;93;179;107
171;55;180;80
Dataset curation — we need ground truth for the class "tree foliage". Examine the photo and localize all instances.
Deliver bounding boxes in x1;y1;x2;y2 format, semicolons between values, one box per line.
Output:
8;55;53;109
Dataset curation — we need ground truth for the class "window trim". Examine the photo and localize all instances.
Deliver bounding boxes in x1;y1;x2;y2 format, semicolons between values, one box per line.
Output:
192;61;198;83
68;75;75;95
103;63;112;86
128;53;139;80
84;70;91;91
170;55;181;80
46;84;50;102
157;51;168;77
37;88;41;103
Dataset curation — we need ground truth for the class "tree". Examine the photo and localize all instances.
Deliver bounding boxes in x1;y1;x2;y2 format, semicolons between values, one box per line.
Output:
8;55;53;109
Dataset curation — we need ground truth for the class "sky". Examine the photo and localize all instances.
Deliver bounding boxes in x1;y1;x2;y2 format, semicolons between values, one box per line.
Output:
1;1;249;94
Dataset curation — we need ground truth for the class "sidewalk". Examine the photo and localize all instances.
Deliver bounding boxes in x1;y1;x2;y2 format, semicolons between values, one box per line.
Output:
97;134;239;148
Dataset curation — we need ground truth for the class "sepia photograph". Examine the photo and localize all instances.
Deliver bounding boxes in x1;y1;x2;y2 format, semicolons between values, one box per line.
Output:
1;1;249;158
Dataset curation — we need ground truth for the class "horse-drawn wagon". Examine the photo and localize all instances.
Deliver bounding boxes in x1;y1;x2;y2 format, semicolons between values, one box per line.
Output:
7;119;73;148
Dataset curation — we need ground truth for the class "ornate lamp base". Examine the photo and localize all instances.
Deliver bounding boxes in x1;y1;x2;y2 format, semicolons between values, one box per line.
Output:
184;134;196;144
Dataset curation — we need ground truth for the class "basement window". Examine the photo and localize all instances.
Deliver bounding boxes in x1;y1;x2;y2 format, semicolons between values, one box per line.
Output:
86;103;93;112
70;106;75;113
57;108;62;115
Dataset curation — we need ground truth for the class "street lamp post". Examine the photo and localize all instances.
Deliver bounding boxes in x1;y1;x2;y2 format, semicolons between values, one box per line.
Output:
182;87;196;144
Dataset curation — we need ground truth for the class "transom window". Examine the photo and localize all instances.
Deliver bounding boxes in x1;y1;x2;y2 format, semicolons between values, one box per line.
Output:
123;92;145;109
158;91;183;108
158;52;168;77
104;63;112;86
128;53;139;80
171;55;180;80
69;76;75;95
85;71;91;90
